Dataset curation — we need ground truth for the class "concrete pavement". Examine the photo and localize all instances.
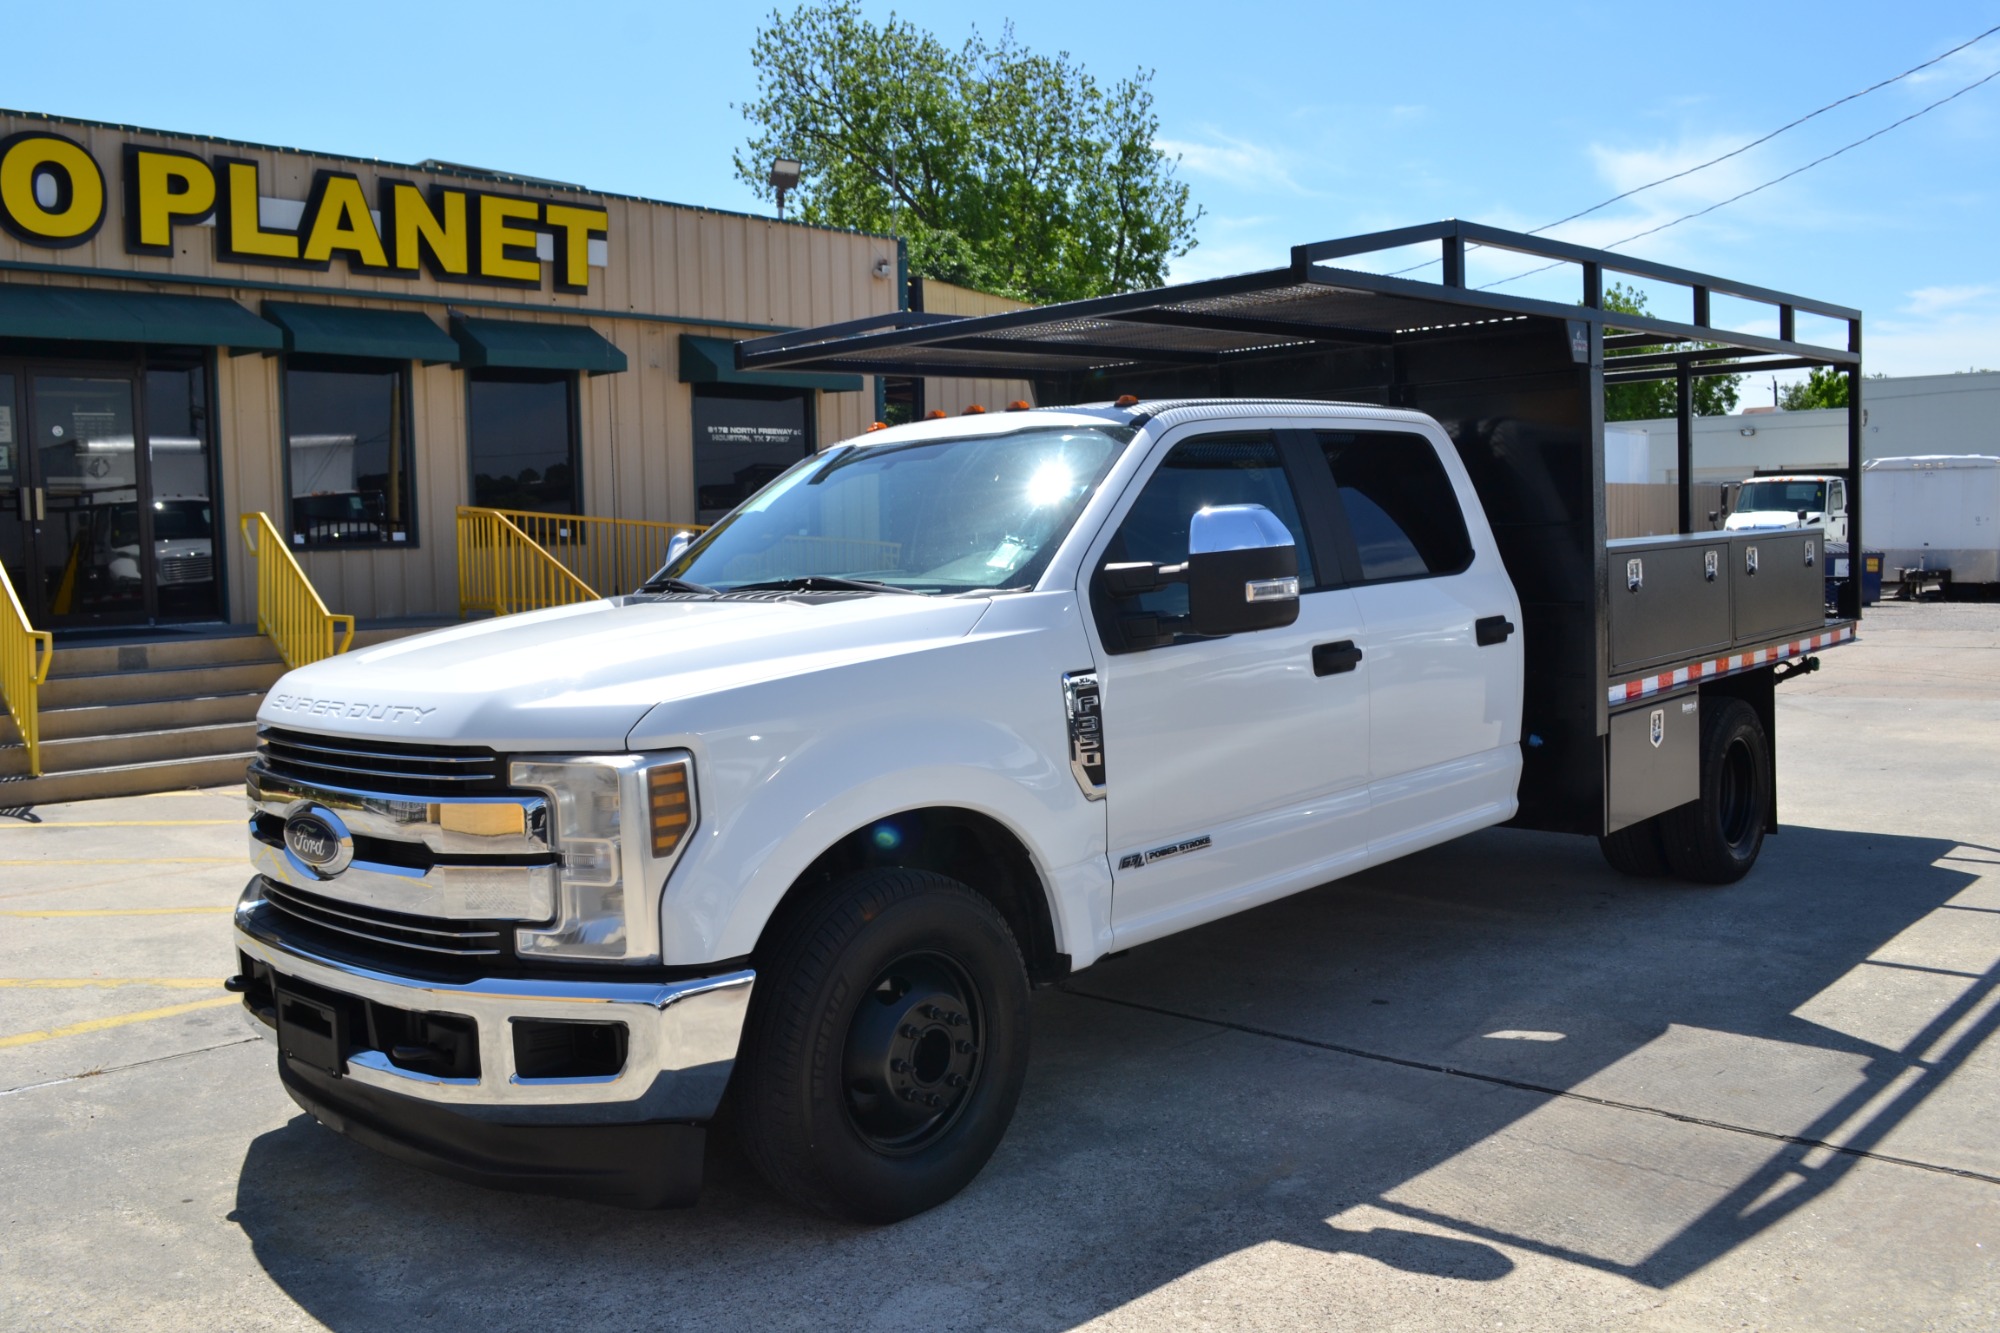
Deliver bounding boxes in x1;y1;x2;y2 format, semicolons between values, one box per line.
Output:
1;601;1995;1330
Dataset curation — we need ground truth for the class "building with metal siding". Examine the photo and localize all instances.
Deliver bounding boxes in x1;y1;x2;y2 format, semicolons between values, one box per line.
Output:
0;109;986;633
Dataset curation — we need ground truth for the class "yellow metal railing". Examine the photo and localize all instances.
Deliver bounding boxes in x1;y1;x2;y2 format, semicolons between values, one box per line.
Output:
457;507;706;617
240;512;355;670
0;559;53;777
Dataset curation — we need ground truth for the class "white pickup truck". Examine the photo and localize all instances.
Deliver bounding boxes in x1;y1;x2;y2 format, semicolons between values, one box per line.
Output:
230;225;1863;1222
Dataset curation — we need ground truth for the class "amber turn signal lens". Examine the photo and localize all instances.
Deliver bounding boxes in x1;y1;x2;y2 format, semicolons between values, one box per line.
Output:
647;762;691;858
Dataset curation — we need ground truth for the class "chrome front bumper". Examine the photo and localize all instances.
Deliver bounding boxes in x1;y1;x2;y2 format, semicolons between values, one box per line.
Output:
233;881;753;1125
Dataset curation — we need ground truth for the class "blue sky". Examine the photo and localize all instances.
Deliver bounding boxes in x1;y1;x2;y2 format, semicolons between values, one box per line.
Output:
7;2;1998;384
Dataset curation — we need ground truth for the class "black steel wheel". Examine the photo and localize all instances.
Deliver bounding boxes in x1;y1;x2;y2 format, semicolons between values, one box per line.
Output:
1599;816;1670;877
1659;697;1770;884
735;867;1029;1222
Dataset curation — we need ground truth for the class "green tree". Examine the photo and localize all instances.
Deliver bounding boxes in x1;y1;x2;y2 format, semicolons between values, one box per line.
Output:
1778;366;1850;410
733;2;1201;302
1600;283;1743;421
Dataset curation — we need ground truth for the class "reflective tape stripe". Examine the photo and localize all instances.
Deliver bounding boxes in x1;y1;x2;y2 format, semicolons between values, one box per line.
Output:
1609;626;1854;706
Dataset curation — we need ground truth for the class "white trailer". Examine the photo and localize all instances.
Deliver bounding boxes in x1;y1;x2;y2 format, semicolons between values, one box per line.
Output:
1861;455;2000;590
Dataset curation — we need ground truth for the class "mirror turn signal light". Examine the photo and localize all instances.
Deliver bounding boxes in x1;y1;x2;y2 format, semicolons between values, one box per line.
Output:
648;762;692;858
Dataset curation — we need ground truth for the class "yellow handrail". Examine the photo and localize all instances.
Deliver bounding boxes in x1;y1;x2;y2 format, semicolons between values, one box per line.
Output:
239;512;355;670
457;506;706;616
456;507;606;617
0;559;53;777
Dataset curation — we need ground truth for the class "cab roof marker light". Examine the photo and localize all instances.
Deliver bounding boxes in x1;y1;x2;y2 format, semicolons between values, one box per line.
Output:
963;404;986;414
1007;400;1032;411
927;409;948;419
1114;394;1140;408
866;421;888;431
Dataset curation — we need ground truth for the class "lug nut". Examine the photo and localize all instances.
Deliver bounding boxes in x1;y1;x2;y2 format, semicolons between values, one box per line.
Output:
922;1004;943;1020
925;1093;943;1107
890;1058;909;1073
946;1074;967;1087
901;1088;918;1102
900;1024;920;1038
946;1011;966;1026
956;1040;975;1054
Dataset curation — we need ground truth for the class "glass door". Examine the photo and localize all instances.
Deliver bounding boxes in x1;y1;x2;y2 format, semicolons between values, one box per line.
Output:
26;373;147;628
0;372;27;616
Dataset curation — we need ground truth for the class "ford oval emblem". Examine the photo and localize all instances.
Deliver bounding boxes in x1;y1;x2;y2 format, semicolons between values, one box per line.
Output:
282;808;352;877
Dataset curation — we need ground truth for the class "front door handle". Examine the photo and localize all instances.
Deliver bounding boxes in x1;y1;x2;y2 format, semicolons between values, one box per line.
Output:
1313;640;1363;676
1476;615;1515;646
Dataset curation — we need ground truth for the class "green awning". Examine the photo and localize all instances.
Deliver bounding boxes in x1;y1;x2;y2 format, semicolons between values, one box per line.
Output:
679;334;862;392
0;282;282;354
264;302;460;364
452;316;627;376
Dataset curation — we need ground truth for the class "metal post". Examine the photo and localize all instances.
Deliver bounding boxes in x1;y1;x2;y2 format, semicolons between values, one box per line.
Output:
1675;364;1694;533
1441;234;1465;288
1842;317;1865;619
1581;261;1602;310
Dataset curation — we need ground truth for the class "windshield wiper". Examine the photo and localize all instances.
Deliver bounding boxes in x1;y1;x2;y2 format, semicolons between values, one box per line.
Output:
636;576;716;594
727;575;924;596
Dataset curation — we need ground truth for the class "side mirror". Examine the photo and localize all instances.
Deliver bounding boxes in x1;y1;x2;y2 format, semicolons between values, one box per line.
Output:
1187;504;1300;635
665;530;694;564
1797;509;1810;522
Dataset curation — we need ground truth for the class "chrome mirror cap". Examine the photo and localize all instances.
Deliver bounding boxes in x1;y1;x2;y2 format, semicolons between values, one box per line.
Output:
1189;504;1295;555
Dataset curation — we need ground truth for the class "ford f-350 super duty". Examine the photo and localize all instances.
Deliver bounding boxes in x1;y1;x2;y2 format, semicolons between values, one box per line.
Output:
229;224;1863;1223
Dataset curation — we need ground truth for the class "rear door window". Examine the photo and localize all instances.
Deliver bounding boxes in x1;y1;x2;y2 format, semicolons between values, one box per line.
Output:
1313;431;1472;582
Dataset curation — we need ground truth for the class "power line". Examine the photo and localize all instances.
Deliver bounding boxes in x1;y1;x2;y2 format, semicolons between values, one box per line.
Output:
1531;22;2000;235
1482;59;2000;290
1381;25;2000;280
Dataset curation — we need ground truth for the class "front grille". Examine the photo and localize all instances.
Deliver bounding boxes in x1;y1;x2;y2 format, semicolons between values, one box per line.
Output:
257;726;506;797
157;555;214;585
260;878;511;962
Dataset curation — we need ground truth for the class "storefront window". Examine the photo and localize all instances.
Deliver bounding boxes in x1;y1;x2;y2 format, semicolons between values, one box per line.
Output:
283;355;413;547
691;384;813;523
144;353;221;620
468;370;577;514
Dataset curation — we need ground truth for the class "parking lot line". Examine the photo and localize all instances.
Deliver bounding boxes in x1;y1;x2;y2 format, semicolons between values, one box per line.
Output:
0;907;232;918
0;820;240;829
0;979;219;990
0;857;241;866
0;997;238;1050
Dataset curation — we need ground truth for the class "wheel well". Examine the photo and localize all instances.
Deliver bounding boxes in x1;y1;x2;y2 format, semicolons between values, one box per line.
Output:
1699;668;1777;832
762;807;1070;984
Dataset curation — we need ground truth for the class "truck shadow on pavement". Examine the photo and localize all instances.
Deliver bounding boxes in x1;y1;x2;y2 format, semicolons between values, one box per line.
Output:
231;824;1994;1330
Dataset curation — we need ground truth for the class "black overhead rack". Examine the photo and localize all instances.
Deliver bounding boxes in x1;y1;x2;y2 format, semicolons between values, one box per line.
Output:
738;219;1865;555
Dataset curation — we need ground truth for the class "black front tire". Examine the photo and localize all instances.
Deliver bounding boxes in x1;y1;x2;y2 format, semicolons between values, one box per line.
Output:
735;868;1030;1223
1659;696;1770;884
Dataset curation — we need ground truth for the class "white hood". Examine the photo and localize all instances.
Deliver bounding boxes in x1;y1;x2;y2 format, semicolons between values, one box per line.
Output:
258;594;992;751
1725;510;1819;531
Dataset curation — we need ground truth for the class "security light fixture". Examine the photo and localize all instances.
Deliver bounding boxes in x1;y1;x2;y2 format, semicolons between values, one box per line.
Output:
872;257;893;279
769;158;802;219
1740;426;1757;437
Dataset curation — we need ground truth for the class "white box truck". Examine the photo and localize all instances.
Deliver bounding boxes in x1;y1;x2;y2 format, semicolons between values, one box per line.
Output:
1862;455;2000;591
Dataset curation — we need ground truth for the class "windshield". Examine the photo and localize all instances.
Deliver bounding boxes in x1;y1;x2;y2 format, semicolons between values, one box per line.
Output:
655;426;1131;593
1737;480;1827;512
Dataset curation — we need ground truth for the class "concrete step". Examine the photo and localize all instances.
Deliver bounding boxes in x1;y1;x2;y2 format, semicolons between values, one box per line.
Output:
0;752;252;807
45;631;279;679
0;690;265;745
0;721;258;779
37;660;286;710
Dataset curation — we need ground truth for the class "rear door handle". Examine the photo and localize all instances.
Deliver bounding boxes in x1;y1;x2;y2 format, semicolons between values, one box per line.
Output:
1476;615;1515;646
1312;640;1363;676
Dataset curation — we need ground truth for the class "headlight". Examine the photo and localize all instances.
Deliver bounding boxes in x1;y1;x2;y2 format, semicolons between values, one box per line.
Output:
506;752;696;963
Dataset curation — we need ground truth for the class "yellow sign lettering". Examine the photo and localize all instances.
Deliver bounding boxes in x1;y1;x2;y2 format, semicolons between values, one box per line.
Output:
302;171;388;269
478;193;542;285
216;158;299;262
124;147;215;254
0;131;107;248
385;181;468;277
544;202;608;294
